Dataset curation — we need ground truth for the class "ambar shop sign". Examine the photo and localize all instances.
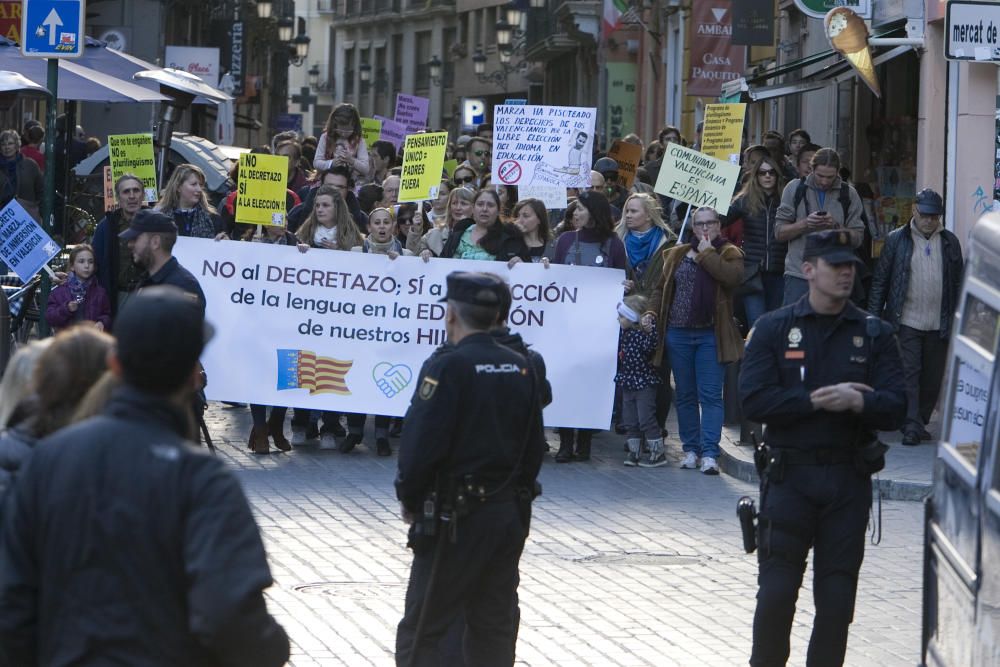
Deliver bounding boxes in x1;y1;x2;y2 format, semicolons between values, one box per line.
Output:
793;0;872;19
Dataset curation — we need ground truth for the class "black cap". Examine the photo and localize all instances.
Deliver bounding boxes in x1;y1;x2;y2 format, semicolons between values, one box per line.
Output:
803;230;861;265
915;188;944;215
115;285;214;394
119;208;178;240
438;271;504;307
594;157;619;174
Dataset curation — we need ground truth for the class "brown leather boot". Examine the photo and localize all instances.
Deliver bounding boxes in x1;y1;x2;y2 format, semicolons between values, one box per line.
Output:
268;413;291;452
249;426;270;455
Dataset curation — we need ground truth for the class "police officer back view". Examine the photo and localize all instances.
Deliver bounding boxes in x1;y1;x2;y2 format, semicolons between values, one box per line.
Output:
739;231;905;666
395;272;546;667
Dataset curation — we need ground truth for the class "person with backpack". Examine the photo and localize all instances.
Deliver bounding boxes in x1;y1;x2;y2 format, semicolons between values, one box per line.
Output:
774;148;865;306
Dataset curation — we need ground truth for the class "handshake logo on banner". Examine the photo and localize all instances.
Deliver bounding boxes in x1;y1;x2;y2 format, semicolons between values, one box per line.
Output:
372;362;413;398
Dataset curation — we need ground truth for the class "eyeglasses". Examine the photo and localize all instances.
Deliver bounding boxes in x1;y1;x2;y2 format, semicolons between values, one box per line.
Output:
472;150;488;157
693;220;720;228
455;175;476;184
757;168;777;176
397;217;414;225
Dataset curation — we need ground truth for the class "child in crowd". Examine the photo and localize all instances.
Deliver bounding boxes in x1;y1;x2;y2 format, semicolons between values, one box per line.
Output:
314;103;369;185
45;244;112;332
614;294;664;467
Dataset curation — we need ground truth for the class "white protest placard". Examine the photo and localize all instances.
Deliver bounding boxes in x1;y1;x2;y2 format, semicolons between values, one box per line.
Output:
0;200;61;282
654;143;742;215
518;182;568;210
949;359;991;448
492;104;597;192
172;238;623;429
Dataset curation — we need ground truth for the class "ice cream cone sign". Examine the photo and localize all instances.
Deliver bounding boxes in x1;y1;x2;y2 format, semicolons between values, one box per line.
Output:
825;7;880;98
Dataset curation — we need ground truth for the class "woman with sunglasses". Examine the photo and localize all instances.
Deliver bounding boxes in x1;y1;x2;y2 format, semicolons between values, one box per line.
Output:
418;186;476;260
452;166;478;188
439;189;530;265
728;155;788;326
644;206;743;473
394;202;430;252
315;103;369;185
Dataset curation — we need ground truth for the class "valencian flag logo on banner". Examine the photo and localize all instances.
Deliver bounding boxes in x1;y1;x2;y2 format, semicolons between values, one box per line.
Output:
276;350;353;395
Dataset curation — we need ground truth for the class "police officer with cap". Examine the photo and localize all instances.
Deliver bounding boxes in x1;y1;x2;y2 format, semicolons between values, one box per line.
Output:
739;230;905;667
395;271;546;667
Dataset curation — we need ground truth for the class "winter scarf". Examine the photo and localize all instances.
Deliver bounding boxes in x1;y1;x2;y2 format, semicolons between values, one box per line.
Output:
625;226;664;277
170;206;216;238
67;271;91;304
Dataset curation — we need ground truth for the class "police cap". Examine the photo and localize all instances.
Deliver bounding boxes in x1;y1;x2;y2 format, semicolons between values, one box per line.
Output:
803;230;861;265
438;271;504;307
118;209;178;240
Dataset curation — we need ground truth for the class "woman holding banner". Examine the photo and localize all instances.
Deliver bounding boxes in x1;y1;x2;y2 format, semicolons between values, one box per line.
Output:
417;186;475;259
439;189;530;264
294;185;364;449
552;190;627;463
156;164;225;240
645;206;743;474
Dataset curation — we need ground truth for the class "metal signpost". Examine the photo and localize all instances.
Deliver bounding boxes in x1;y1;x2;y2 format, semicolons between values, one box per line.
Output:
20;0;85;336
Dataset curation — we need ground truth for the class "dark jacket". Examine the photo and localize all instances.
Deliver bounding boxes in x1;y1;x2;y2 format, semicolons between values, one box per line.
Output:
490;327;553;408
287;185;368;235
44;279;113;331
728;192;786;275
868;221;964;338
140;256;207;314
0;386;290;666
396;333;546;515
440;218;531;263
0;154;43;207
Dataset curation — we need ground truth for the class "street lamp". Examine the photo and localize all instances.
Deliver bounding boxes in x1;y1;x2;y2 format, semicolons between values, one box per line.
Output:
473;49;487;76
469;45;530;90
498;45;512;65
496;19;512;48
529;0;545;7
256;0;272;19
359;62;372;83
505;2;523;28
428;56;443;86
308;63;320;88
277;15;294;43
290;32;310;66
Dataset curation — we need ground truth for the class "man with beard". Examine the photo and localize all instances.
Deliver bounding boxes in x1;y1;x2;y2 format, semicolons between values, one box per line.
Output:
119;209;205;313
92;174;147;316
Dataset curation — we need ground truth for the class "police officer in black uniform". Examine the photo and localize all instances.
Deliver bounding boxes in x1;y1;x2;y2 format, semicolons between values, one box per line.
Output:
739;231;905;667
395;272;546;667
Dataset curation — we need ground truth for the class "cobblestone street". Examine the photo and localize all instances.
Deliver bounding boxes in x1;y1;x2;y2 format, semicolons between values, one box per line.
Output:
204;404;925;667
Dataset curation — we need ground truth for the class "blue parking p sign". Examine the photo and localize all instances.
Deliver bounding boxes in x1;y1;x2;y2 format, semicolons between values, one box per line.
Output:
22;0;85;58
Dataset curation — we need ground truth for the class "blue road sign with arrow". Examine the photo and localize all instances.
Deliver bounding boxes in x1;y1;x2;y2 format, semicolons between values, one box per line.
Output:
21;0;85;58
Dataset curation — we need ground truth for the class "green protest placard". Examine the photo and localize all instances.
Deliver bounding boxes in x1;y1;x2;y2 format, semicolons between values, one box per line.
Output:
108;133;158;202
654;144;741;214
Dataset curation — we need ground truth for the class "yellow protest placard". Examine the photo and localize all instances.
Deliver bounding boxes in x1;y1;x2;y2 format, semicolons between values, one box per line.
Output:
108;133;158;202
102;166;117;213
654;143;741;215
700;103;746;164
236;153;288;227
361;117;382;147
608;140;643;188
398;132;449;203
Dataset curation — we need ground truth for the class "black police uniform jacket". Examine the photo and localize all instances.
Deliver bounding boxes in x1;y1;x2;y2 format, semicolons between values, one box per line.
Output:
395;332;546;515
738;296;906;449
0;386;290;667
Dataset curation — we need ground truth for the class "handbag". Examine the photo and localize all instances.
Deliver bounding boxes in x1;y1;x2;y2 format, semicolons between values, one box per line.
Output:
736;261;764;297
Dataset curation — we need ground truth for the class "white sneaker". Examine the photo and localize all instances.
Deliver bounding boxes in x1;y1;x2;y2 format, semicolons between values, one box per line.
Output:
680;452;699;469
319;434;337;450
700;457;720;475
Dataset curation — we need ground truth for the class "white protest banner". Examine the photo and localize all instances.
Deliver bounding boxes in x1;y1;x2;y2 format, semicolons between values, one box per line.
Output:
0;200;60;282
173;238;623;429
492;104;597;192
654;143;742;215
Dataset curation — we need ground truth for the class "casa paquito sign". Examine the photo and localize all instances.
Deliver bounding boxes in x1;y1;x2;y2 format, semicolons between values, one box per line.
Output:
687;1;747;98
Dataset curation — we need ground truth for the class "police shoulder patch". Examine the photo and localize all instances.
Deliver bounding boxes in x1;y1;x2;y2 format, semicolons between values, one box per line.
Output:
418;377;439;400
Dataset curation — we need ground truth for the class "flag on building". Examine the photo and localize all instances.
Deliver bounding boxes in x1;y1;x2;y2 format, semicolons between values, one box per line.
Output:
276;349;353;395
603;0;628;37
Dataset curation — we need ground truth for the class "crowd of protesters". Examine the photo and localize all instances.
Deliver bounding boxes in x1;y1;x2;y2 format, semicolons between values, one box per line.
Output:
0;105;953;470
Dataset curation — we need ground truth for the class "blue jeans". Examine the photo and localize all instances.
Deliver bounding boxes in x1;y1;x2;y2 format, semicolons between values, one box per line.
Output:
743;273;785;327
782;275;809;307
667;327;724;458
